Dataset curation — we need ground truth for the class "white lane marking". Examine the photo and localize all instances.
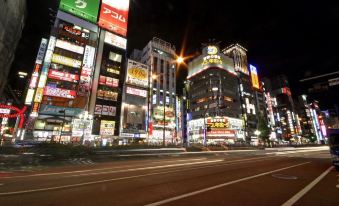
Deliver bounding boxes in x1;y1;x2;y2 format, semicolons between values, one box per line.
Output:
69;157;271;177
0;157;274;196
151;158;207;163
144;162;310;206
0;158;213;179
266;148;328;155
282;166;334;206
2;156;268;179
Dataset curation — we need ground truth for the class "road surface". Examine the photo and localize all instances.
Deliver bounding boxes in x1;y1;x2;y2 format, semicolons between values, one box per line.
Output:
0;146;337;206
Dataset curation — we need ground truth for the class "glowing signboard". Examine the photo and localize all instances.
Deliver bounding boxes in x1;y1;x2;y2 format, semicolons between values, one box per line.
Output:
104;31;127;50
249;64;260;89
55;39;84;54
44;86;76;99
51;54;82;68
48;69;79;82
94;105;116;116
99;75;119;87
126;87;147;98
98;0;130;37
59;0;100;23
126;59;148;88
100;120;115;136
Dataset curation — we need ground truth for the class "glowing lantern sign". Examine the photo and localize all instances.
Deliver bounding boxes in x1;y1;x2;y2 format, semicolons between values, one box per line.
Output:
0;105;27;128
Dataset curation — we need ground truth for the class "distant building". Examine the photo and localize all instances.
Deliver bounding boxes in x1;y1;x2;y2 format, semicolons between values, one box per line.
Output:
140;37;177;144
0;0;26;98
263;75;301;141
299;71;339;129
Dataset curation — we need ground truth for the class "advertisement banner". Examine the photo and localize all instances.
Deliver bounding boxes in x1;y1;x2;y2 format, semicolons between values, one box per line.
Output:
126;87;147;98
52;54;82;68
24;89;35;105
35;38;48;65
59;0;100;23
126;59;148;88
249;64;260;89
39;105;82;117
97;90;118;101
100;120;115;136
48;69;79;82
98;0;130;37
55;39;84;54
104;31;127;50
99;75;119;87
44;86;76;99
29;64;41;89
94;105;116;116
34;88;44;103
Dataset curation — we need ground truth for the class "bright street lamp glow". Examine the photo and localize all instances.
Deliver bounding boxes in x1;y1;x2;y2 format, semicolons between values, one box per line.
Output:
212;87;219;92
254;130;261;136
176;56;184;64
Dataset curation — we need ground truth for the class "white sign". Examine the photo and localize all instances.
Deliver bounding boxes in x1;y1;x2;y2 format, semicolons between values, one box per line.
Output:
36;38;48;64
104;31;127;50
95;104;116;116
126;87;147;97
126;59;149;88
55;39;84;54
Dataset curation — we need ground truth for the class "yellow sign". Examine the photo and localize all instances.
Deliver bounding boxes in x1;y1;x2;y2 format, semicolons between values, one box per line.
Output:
34;88;44;103
52;54;82;68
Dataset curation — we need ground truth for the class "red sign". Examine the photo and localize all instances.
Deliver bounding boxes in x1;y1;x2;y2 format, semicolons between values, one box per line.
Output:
48;69;79;82
98;0;129;37
99;75;119;88
44;86;76;99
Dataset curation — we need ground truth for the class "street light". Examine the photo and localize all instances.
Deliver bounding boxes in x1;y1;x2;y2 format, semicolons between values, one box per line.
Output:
176;56;184;64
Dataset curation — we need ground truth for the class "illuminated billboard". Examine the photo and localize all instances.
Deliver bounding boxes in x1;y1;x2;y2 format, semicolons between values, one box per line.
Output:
126;59;148;88
187;45;236;79
59;0;100;23
98;0;130;37
249;64;260;89
48;69;79;82
94;105;116;116
55;39;84;54
52;54;82;68
100;120;115;136
99;75;119;87
104;31;127;50
44;86;76;99
126;87;147;98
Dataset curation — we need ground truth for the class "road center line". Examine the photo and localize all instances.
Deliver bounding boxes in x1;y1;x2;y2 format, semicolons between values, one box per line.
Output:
0;157;273;196
144;162;310;206
68;157;271;177
281;166;334;206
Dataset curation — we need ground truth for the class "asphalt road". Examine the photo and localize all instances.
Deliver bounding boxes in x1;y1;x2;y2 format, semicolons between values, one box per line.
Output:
0;146;337;206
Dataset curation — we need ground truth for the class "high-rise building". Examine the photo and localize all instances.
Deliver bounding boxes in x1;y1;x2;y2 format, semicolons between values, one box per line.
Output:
140;37;177;144
186;44;244;145
24;0;130;144
223;44;258;142
0;0;26;99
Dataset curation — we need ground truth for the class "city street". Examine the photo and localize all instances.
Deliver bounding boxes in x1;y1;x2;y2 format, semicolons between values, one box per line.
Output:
0;146;337;206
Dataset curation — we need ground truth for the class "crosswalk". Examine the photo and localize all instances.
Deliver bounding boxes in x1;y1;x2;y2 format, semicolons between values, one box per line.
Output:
68;158;94;165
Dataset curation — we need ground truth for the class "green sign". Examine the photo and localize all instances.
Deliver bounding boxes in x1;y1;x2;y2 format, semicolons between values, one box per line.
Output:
59;0;100;23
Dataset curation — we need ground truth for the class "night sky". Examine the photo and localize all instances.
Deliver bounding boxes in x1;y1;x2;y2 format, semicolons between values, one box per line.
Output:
10;0;339;96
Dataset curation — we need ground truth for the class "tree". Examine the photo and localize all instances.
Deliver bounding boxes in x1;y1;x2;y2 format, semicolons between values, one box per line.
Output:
257;114;271;146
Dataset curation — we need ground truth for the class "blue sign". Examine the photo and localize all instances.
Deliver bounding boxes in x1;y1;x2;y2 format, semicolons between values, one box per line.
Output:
39;105;83;117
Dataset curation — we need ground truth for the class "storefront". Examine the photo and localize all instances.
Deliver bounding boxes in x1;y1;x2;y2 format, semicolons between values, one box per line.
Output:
187;116;244;145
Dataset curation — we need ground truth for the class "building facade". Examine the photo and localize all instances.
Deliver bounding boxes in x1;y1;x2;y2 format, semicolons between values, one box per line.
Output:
140;37;177;144
187;45;243;145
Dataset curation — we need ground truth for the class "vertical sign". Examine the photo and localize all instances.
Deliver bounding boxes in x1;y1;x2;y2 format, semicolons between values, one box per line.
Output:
98;0;130;36
249;64;260;89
